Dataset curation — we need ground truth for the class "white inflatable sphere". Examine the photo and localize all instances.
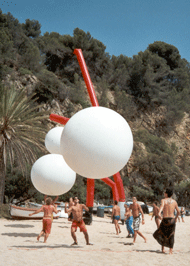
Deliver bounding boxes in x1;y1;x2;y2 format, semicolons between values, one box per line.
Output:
31;154;76;195
45;127;64;154
60;106;133;179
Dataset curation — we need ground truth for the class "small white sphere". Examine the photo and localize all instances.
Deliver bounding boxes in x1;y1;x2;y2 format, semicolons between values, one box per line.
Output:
60;106;133;179
45;127;64;154
31;154;76;195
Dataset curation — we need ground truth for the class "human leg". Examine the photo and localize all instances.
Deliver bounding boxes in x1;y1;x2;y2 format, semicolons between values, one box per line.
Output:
37;230;44;241
114;219;119;234
155;218;160;228
44;233;49;243
71;227;78;244
83;231;91;245
137;231;146;242
133;230;138;243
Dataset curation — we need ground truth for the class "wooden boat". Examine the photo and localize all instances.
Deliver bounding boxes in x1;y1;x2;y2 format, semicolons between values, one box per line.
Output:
10;204;60;220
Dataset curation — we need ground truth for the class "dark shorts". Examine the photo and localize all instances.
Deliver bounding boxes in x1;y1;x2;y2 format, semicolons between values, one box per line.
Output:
114;215;120;221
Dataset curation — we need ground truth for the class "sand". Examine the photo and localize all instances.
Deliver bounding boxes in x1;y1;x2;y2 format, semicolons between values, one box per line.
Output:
0;214;189;266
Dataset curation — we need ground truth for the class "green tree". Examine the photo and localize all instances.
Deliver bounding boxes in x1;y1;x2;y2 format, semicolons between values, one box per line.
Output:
0;85;48;204
22;19;41;38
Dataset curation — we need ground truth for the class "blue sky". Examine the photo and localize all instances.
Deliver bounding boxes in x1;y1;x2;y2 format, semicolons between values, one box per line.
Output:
1;0;190;62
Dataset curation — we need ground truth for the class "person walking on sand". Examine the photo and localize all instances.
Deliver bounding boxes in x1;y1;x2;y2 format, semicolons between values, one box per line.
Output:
151;202;161;228
29;197;60;243
65;196;92;246
180;207;185;222
124;204;134;238
111;200;121;235
130;197;146;244
153;188;180;255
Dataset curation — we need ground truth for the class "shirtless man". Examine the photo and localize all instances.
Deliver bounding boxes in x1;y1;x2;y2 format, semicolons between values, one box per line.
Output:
65;196;92;245
151;202;161;228
111;200;121;235
129;197;146;244
29;197;60;243
153;188;180;254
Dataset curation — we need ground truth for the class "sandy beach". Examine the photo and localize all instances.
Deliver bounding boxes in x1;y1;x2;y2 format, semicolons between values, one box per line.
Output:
0;214;189;266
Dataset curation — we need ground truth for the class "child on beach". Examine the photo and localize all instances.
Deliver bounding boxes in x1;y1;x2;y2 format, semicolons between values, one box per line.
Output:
124;204;134;238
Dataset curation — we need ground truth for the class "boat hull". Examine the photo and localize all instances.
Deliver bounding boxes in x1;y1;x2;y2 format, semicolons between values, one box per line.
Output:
10;205;59;220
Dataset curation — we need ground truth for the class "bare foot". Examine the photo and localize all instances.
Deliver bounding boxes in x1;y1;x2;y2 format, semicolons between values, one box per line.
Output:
144;238;147;243
37;236;40;241
71;242;78;246
86;243;93;245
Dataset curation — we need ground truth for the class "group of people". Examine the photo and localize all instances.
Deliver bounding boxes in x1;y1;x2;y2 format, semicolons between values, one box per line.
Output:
112;197;146;244
29;188;183;254
112;188;183;254
29;195;92;245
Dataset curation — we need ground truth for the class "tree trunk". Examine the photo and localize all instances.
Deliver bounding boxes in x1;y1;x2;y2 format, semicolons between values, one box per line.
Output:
0;148;6;205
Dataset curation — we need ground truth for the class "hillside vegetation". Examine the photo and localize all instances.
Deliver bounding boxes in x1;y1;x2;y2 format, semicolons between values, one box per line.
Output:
1;9;190;207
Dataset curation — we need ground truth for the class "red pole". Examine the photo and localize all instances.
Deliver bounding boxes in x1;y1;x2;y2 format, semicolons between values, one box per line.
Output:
113;173;125;202
101;178;119;202
49;114;69;125
73;48;125;206
86;179;95;207
73;49;99;107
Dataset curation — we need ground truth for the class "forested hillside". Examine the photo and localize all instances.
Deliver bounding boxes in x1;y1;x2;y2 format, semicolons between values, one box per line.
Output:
1;10;190;207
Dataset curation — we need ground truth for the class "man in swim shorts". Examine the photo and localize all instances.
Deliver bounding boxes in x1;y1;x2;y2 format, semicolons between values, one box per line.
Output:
130;197;146;244
111;200;121;235
153;188;180;254
65;196;92;245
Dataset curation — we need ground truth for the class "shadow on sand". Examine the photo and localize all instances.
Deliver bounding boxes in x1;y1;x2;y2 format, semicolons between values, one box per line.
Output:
2;232;38;237
11;244;84;249
4;224;34;228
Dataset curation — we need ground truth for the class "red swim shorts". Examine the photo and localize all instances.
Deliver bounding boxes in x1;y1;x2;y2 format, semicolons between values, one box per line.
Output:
71;220;87;232
43;218;52;234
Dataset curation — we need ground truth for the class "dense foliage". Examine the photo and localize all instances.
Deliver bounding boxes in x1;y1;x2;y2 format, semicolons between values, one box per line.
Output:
1;9;190;206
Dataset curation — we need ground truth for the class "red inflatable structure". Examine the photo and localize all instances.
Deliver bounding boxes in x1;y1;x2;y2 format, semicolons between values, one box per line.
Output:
50;49;126;206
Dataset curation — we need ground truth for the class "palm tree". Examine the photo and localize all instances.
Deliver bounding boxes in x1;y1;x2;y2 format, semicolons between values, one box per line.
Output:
0;85;49;204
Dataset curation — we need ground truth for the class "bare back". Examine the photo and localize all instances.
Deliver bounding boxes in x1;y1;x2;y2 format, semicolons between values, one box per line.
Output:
43;205;55;218
112;205;120;216
160;198;179;218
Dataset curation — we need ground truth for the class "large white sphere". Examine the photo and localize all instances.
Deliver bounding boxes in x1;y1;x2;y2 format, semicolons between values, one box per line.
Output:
60;106;133;179
31;154;76;195
45;127;64;154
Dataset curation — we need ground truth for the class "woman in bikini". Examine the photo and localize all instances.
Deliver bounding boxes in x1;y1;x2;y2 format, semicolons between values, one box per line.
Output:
151;202;161;228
